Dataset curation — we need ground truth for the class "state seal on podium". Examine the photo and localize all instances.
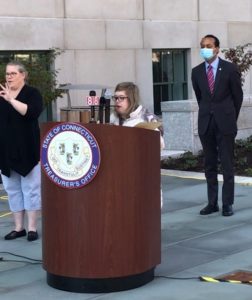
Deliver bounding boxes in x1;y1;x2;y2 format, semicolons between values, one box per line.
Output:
41;122;101;189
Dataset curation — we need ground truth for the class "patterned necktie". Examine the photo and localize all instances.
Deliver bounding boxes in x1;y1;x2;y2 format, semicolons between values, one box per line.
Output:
207;64;214;94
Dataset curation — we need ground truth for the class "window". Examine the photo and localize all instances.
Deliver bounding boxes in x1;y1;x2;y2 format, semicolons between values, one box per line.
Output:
0;50;51;71
152;49;188;115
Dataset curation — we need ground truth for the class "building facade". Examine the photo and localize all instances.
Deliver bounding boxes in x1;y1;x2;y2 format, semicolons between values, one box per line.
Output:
1;0;252;150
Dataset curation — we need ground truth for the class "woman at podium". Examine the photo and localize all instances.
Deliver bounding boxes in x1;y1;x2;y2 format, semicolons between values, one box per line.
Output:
110;81;165;149
110;81;164;207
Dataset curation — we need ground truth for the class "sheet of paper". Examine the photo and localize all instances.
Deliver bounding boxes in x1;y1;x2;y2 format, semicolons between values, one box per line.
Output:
134;121;162;130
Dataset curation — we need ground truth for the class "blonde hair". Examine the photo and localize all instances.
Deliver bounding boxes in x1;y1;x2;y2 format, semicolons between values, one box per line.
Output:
114;82;140;118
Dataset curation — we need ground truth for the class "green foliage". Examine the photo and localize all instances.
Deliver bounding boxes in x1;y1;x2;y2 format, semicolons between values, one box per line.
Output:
0;64;5;83
0;48;65;107
222;43;252;85
161;136;252;177
177;151;200;169
244;168;252;176
161;151;204;172
26;48;65;106
235;135;252;150
234;136;252;175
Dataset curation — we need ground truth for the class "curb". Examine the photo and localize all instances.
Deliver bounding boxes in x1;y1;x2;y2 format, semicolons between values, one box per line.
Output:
161;169;252;186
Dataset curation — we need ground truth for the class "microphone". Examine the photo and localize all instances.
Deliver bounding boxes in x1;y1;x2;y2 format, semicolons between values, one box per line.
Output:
98;96;106;124
87;90;99;123
104;89;112;123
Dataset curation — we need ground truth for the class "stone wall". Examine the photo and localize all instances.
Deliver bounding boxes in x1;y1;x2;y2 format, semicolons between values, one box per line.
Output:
162;97;252;154
0;0;252;119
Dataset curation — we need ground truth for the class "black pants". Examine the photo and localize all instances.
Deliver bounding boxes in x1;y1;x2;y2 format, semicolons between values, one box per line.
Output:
199;116;235;206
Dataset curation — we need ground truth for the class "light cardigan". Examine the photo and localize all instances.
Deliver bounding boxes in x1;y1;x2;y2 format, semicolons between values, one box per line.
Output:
110;105;165;149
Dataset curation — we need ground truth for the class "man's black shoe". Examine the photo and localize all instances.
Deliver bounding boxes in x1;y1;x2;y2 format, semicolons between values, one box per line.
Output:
5;229;27;240
222;205;233;216
200;204;219;215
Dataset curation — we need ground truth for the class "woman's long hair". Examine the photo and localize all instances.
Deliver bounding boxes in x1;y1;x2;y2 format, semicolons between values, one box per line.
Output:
114;82;140;119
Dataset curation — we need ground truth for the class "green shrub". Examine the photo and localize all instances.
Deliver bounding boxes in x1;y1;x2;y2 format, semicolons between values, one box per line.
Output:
161;136;252;177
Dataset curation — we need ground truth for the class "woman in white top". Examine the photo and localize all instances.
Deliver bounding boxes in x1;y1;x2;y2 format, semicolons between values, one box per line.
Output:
110;81;165;149
110;81;164;207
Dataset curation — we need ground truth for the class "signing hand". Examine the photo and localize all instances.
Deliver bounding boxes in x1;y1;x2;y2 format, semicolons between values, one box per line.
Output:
0;83;12;102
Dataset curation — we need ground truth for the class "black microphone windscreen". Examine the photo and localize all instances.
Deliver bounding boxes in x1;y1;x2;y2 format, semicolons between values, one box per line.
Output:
89;90;96;96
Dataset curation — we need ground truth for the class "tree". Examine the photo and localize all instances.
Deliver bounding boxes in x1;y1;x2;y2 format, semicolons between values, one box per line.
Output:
222;43;252;85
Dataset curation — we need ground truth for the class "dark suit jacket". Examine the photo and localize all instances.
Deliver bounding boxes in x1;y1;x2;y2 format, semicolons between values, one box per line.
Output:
0;85;43;177
191;58;243;135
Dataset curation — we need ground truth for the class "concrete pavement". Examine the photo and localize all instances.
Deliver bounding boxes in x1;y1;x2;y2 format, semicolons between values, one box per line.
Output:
1;171;252;299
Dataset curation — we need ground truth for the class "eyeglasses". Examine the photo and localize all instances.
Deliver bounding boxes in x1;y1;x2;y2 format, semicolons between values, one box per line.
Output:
112;96;128;102
5;72;19;77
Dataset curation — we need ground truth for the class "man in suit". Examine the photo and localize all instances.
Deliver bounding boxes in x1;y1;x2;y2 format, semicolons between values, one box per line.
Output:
191;34;243;216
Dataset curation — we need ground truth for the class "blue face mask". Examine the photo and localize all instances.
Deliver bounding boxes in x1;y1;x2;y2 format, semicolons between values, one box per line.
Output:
200;48;214;61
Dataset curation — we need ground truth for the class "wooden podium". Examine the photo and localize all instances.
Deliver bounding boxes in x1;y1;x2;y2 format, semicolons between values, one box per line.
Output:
41;123;161;293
